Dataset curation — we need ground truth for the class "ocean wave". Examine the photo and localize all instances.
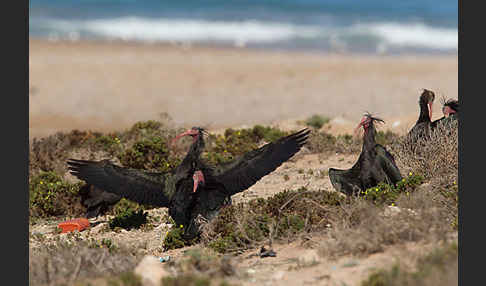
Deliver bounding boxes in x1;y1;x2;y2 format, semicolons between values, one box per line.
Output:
351;22;457;50
34;17;321;46
31;17;457;51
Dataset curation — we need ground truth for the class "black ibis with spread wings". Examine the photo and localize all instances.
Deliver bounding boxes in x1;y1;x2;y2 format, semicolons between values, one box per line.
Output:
68;127;310;238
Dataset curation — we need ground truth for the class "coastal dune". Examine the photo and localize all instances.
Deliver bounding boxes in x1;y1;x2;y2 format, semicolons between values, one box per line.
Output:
29;39;458;139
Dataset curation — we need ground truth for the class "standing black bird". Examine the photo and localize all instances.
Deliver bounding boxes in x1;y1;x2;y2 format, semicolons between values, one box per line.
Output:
329;114;402;196
68;127;310;239
407;89;436;140
431;98;459;129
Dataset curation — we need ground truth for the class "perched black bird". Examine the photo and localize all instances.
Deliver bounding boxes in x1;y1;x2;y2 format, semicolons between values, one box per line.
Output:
329;114;402;196
407;89;436;140
431;98;459;129
68;127;310;239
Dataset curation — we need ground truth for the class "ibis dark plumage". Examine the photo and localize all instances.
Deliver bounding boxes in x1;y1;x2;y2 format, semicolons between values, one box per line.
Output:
79;184;121;218
431;98;459;129
328;114;402;196
407;89;436;140
68;127;310;239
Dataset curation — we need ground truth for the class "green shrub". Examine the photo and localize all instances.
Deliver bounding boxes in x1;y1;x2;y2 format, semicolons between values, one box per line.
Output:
118;136;180;172
130;120;162;133
361;173;425;206
29;171;84;219
203;125;290;165
91;134;123;154
163;225;199;250
109;208;148;231
203;188;345;253
304;114;330;129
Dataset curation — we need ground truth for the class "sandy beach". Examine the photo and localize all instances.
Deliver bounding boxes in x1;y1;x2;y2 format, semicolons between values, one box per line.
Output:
29;38;458;139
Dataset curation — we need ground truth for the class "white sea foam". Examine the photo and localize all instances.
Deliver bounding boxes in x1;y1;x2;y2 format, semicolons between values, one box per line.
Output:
39;17;321;46
352;22;458;50
34;17;458;51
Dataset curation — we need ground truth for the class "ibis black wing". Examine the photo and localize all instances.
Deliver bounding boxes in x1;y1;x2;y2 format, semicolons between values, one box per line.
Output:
67;159;171;207
213;128;310;196
329;167;363;196
375;145;403;185
79;184;122;218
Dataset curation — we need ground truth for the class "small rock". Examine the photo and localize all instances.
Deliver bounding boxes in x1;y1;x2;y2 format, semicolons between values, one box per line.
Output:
134;255;170;286
383;206;402;217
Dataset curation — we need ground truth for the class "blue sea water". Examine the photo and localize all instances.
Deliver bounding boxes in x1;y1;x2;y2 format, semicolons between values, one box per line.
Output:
29;0;458;54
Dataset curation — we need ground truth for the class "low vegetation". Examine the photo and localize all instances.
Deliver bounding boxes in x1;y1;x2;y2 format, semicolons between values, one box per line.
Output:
29;240;140;286
201;188;345;253
361;173;424;206
29;171;85;220
392;120;458;182
202;125;290;165
29;115;458;286
303;114;330;129
109;208;148;231
361;242;458;286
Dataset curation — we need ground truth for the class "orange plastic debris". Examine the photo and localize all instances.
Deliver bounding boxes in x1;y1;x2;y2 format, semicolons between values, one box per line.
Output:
57;218;90;233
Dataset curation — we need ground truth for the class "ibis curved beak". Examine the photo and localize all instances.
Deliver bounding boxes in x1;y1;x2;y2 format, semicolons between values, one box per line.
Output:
428;102;433;120
171;129;199;147
192;170;205;193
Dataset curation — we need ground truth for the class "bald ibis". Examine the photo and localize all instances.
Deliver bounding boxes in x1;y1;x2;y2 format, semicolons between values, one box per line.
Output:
431;98;459;129
75;127;208;219
407;89;436;140
68;127;310;239
328;114;402;196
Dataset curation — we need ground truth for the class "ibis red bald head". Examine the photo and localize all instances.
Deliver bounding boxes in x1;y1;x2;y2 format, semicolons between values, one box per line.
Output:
441;98;459;117
355;113;385;135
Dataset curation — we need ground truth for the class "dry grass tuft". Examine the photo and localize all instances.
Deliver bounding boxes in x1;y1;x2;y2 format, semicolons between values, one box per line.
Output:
168;247;236;278
161;248;238;286
29;241;140;286
318;188;455;259
361;242;458;286
392;120;458;182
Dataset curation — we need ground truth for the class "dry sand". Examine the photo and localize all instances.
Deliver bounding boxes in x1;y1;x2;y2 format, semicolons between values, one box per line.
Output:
29;38;457;139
